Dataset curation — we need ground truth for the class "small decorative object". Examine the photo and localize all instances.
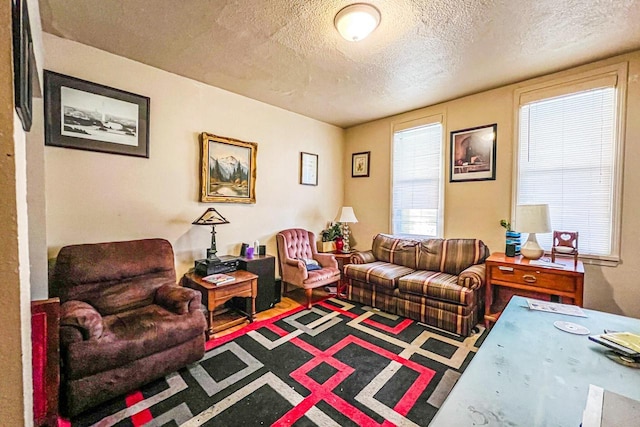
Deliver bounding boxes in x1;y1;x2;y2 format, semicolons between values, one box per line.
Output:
300;152;318;186
319;223;343;252
253;240;260;254
44;71;150;157
334;237;344;253
450;124;497;182
515;204;551;260
200;132;257;203
258;245;266;255
501;219;521;256
551;231;579;267
335;206;358;252
192;207;230;262
352;151;370;177
245;247;254;259
12;0;34;131
240;243;249;256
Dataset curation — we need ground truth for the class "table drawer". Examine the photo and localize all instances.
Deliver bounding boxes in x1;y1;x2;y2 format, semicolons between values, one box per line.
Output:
490;265;577;292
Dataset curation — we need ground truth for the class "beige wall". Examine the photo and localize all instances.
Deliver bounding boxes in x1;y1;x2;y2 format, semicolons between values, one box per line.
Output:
41;34;345;295
345;51;640;318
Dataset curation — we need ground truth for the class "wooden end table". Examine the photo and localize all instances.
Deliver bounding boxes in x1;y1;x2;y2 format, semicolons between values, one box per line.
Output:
484;252;584;328
182;270;258;337
331;251;354;297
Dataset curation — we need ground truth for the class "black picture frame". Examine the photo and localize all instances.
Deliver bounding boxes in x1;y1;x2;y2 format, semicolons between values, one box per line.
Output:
300;152;318;186
44;71;150;158
12;0;33;132
449;123;497;182
352;151;370;177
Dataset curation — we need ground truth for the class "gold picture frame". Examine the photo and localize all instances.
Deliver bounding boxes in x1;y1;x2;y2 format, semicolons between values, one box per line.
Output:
200;132;257;203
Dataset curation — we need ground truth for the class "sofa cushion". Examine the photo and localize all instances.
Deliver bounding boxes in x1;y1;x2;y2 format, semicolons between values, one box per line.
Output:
63;304;206;380
344;261;414;289
398;270;476;306
372;234;420;269
416;238;488;275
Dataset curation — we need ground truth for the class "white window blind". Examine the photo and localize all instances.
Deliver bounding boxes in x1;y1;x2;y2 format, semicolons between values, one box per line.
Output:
517;87;617;257
392;123;443;237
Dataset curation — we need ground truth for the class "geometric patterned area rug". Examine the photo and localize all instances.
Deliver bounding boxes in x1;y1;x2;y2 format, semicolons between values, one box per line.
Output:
64;298;487;427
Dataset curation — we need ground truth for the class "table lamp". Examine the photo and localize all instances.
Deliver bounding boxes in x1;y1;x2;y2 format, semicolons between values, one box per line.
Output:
515;204;551;260
192;207;230;263
335;206;358;253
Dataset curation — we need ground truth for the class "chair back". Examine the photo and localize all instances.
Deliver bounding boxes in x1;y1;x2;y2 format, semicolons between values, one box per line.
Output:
276;228;317;260
53;238;176;315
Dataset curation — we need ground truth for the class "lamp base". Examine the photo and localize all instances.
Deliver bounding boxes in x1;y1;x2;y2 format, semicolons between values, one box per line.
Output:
520;233;545;260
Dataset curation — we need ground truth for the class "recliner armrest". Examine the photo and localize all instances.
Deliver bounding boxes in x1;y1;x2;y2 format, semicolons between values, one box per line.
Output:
155;284;202;315
457;263;486;290
60;300;104;341
314;253;338;269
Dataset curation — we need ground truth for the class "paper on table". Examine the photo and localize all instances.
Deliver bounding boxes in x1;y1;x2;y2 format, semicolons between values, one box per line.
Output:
526;299;587;317
529;260;566;269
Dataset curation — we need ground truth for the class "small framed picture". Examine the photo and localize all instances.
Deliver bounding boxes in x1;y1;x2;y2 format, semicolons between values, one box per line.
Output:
300;152;318;186
352;151;370;177
44;71;150;158
450;124;497;182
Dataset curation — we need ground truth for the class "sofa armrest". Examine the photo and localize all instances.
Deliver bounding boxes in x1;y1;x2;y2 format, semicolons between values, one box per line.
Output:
351;250;376;264
314;253;338;269
60;300;104;341
155;284;202;315
458;263;486;290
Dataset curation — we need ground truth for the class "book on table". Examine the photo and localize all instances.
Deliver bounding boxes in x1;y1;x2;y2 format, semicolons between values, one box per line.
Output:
202;273;235;285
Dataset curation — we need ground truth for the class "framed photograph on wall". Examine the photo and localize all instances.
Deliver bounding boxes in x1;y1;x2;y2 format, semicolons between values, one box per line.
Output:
200;132;257;203
450;123;497;182
300;152;318;186
44;71;150;157
12;0;34;132
352;151;370;177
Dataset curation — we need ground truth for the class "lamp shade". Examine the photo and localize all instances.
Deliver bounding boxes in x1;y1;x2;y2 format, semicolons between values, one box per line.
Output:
334;3;381;41
515;204;551;233
335;206;358;223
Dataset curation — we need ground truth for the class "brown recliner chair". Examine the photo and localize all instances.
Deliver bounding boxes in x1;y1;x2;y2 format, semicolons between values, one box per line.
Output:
52;238;207;417
276;228;341;308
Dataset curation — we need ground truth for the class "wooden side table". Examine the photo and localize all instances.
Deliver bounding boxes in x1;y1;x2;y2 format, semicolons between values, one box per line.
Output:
331;251;354;297
182;270;258;337
484;253;585;328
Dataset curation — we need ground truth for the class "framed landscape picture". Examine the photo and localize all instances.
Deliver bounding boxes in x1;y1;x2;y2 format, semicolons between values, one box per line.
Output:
44;71;150;157
300;152;318;186
450;123;497;182
352;151;370;177
200;132;257;203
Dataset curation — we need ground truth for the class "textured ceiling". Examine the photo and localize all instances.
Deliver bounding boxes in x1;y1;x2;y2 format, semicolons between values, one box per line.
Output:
40;0;640;128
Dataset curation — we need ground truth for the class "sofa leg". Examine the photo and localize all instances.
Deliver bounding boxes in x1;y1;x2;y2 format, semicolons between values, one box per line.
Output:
305;289;313;309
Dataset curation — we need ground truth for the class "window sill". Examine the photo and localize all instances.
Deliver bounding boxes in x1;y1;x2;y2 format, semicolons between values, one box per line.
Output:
578;255;620;267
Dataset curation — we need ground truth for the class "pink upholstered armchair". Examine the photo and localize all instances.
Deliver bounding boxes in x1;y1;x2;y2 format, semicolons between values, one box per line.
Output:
276;229;340;308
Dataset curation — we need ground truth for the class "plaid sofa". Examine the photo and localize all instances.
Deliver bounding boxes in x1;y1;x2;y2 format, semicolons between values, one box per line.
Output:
344;234;489;336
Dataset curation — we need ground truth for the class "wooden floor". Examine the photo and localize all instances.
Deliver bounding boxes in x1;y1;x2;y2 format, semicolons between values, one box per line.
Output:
211;287;334;339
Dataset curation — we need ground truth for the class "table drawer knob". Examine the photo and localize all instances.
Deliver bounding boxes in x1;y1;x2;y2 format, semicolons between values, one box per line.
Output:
523;274;537;283
498;266;514;272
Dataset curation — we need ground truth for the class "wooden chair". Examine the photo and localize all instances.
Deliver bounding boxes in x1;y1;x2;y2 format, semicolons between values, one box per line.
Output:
276;229;341;308
551;231;579;266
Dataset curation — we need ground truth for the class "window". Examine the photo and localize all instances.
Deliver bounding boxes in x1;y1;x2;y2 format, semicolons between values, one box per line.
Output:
515;65;626;261
391;117;443;237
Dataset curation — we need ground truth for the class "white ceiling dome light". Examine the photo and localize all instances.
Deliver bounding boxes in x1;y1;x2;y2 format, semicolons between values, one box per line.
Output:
334;3;381;42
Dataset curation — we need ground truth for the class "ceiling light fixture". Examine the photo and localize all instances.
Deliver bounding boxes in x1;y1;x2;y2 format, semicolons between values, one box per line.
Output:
334;3;381;42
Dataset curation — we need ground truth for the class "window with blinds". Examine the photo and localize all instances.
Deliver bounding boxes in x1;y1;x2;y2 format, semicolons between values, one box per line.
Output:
392;122;443;237
516;67;625;260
